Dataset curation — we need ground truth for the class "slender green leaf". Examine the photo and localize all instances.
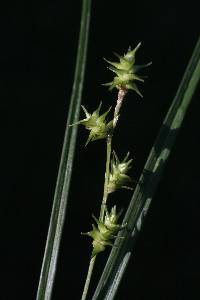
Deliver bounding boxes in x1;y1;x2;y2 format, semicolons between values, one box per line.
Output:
92;36;200;300
36;1;91;299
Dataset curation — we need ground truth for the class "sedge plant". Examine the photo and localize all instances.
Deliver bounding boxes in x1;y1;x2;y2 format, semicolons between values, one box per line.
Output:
36;2;200;298
71;43;151;300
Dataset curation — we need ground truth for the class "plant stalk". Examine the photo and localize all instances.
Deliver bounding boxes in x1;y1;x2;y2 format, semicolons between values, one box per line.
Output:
100;135;112;221
81;256;97;300
113;88;127;128
81;135;112;300
100;87;127;220
81;88;127;300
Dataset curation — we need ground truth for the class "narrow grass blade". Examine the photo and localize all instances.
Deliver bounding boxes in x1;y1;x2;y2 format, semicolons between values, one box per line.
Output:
36;1;91;299
92;37;200;300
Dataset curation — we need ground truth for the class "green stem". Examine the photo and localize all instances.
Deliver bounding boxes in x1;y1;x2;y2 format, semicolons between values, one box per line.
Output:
81;136;112;300
81;88;127;299
100;88;127;220
81;255;97;300
100;135;112;221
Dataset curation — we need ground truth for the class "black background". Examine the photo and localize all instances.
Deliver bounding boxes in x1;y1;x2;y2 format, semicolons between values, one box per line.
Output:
1;0;200;299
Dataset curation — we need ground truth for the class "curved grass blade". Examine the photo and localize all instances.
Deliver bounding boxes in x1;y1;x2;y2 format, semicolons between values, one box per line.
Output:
92;36;200;300
36;1;91;299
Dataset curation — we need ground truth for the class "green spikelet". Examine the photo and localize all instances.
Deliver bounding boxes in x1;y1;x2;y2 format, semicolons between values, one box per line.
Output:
70;102;113;145
104;43;151;96
107;151;133;193
82;206;125;257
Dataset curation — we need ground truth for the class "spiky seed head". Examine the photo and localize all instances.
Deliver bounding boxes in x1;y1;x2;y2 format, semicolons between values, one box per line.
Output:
83;207;124;257
107;151;134;193
70;102;113;145
103;43;151;96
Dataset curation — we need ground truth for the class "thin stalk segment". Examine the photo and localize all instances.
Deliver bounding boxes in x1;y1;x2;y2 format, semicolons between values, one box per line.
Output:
100;135;112;221
81;88;127;299
81;256;97;300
